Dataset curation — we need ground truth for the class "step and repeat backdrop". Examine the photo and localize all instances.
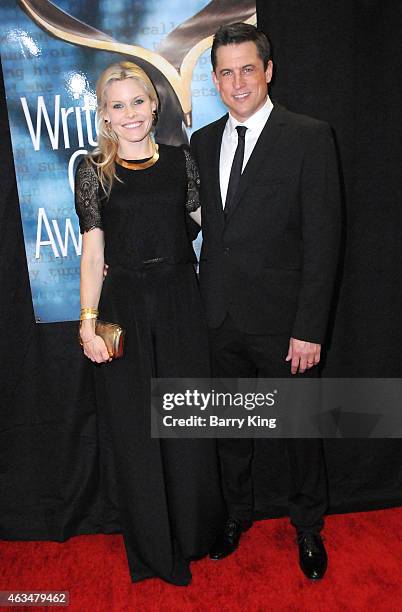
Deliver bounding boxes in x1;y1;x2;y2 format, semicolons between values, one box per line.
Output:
1;0;255;322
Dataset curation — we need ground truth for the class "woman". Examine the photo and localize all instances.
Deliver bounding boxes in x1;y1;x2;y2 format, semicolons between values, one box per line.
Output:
75;61;224;585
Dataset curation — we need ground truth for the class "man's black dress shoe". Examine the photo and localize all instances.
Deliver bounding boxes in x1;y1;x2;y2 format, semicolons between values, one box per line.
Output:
298;533;328;580
209;518;252;560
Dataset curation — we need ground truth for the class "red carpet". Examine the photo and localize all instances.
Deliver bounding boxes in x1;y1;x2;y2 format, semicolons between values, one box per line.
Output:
1;508;401;611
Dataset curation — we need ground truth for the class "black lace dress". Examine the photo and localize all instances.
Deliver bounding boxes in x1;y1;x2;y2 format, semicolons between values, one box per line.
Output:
75;144;224;586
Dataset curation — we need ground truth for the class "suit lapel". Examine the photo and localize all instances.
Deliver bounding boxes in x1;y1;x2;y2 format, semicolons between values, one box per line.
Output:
208;114;227;229
224;104;287;224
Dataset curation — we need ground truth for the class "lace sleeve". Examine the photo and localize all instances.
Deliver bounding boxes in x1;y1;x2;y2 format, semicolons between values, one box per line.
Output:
74;158;103;234
183;147;201;212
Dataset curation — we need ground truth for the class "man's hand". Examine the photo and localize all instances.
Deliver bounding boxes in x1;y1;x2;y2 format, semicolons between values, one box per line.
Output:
286;338;321;375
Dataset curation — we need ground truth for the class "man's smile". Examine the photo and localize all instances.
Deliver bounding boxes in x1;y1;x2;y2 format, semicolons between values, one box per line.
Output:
233;92;250;99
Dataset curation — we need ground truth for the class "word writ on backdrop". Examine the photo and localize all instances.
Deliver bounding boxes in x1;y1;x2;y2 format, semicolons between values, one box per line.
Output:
1;0;256;322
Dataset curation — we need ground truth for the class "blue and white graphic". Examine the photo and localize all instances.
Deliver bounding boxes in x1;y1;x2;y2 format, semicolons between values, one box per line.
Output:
0;0;255;322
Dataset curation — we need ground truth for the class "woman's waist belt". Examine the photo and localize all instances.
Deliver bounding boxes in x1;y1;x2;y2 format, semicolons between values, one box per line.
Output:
107;255;196;271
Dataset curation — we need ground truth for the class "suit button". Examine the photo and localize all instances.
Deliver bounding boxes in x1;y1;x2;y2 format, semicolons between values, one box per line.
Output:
223;247;230;254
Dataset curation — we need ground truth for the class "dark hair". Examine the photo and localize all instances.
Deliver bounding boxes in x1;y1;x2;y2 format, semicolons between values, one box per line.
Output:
211;22;272;72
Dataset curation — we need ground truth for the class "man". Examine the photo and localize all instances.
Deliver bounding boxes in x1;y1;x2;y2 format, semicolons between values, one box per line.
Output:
190;23;340;580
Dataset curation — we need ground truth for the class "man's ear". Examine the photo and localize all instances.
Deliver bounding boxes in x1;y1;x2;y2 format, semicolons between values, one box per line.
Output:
265;60;273;85
212;70;220;91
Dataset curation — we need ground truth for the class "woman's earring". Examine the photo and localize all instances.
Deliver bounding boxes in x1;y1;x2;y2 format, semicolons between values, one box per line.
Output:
152;110;158;126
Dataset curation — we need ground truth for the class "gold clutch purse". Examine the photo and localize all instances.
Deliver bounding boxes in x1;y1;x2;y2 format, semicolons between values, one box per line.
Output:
79;320;125;359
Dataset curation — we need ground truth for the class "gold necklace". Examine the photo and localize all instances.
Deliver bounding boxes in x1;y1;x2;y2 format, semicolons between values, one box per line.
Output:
115;142;159;170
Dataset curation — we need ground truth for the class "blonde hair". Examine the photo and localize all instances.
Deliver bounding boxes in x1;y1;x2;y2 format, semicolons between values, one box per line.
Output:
88;61;159;197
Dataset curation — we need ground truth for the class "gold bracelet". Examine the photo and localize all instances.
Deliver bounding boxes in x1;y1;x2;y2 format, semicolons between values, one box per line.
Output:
80;307;99;315
80;312;98;321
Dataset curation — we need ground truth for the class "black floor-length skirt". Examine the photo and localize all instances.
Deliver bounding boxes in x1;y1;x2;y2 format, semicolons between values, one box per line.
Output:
94;262;225;585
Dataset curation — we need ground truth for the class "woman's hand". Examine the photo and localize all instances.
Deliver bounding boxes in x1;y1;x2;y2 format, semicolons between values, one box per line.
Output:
82;335;112;363
80;319;111;363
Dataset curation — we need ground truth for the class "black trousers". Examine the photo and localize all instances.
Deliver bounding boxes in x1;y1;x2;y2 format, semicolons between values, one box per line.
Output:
208;315;328;535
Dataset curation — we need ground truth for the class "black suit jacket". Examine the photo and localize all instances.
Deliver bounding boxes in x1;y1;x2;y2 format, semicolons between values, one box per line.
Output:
190;103;341;344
